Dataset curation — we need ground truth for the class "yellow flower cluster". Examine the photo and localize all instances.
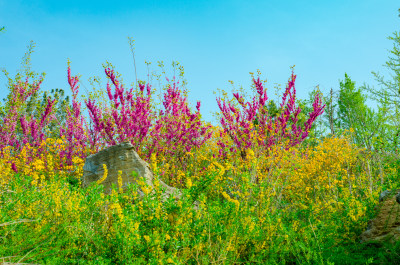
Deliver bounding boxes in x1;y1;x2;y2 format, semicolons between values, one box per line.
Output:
0;118;392;263
97;164;108;184
221;191;240;211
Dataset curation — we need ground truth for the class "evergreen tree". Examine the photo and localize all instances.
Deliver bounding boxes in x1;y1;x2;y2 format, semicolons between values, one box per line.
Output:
334;74;390;152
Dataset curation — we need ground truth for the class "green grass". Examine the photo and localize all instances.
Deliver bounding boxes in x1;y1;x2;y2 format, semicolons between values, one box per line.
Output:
1;166;399;265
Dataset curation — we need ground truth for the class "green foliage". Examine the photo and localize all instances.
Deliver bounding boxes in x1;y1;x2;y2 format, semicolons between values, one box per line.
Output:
338;74;383;150
367;31;400;111
337;74;365;131
320;27;400;156
322;73;391;153
362;30;400;154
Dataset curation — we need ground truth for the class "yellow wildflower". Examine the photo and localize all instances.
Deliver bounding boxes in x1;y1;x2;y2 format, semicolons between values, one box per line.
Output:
97;164;108;184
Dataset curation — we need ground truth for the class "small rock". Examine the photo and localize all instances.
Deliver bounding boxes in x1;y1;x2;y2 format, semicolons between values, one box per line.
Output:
81;141;182;202
379;190;393;203
360;189;400;244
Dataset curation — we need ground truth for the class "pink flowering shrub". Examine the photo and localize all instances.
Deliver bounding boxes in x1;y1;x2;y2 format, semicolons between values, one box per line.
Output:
216;71;325;160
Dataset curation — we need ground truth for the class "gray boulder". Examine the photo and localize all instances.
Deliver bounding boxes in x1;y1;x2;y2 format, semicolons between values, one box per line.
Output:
81;141;182;202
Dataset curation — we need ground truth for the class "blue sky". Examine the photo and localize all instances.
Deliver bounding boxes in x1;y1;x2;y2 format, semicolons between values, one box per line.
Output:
0;0;399;126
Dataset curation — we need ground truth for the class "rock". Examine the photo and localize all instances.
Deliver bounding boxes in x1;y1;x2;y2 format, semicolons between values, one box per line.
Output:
379;189;393;202
81;141;182;203
360;189;400;244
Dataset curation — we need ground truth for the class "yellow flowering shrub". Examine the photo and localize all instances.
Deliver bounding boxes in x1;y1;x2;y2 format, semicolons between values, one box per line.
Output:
0;123;394;264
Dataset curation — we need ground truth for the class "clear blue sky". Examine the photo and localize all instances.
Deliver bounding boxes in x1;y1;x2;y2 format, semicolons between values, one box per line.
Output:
0;0;399;126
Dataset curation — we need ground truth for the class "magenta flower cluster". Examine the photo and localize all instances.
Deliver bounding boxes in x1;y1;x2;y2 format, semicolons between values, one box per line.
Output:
0;65;324;179
85;69;213;162
147;79;213;161
85;67;155;153
0;77;57;168
216;71;325;160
